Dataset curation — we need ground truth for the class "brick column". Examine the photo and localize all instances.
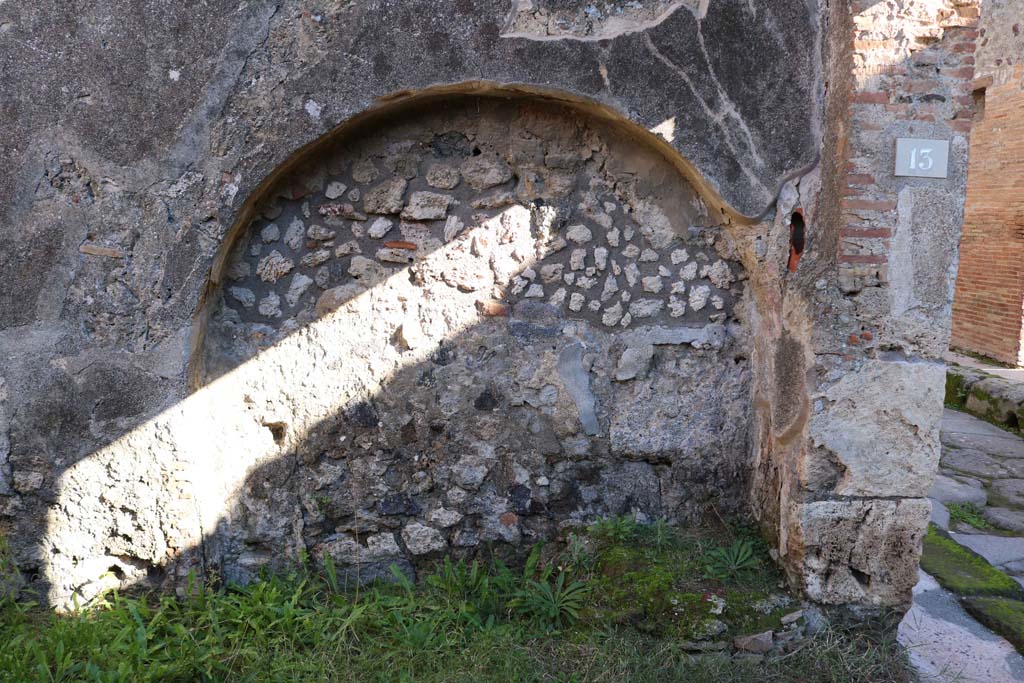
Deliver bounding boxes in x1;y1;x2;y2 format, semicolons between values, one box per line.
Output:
839;0;978;296
951;20;1024;366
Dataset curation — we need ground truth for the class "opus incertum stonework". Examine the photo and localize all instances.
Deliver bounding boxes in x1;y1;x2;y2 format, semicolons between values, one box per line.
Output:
0;0;978;609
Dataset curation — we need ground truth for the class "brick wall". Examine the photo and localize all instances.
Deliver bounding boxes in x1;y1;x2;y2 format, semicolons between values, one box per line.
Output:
950;47;1024;363
837;0;978;296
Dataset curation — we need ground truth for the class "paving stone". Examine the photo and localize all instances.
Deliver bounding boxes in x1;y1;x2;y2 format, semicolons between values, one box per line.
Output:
930;473;988;507
965;596;1024;655
943;408;1009;437
985;508;1024;534
951;533;1024;569
930;498;950;530
942;410;1024;458
943;447;1013;480
898;571;1024;683
994;480;1024;508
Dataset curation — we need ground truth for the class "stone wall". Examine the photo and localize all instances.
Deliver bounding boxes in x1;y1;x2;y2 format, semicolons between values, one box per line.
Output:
950;0;1024;365
197;97;751;584
748;0;979;606
0;0;975;611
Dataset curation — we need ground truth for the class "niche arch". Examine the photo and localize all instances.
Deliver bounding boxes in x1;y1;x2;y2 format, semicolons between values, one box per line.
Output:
189;86;755;583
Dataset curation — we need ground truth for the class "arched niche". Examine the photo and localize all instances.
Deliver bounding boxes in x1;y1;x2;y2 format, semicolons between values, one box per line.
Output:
190;89;753;583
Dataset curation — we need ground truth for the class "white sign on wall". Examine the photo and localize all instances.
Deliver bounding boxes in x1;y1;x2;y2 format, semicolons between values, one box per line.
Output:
894;138;950;178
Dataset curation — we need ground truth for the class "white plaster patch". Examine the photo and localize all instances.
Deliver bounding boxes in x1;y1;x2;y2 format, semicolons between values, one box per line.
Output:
651;117;676;142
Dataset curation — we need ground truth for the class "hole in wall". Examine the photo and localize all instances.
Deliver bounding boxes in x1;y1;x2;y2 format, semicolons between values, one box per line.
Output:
263;422;287;445
972;86;986;121
787;209;805;273
850;566;871;589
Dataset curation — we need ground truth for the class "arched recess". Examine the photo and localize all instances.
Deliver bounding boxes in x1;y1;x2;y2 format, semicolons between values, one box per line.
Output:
187;85;756;584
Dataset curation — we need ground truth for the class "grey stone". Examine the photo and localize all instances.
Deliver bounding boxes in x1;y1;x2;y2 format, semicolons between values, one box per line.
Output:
257;292;281;317
558;343;600;436
733;631;773;654
256;251;294;283
898;571;1024;683
334;240;361;257
641;276;663;293
401;523;446;555
929;498;950;530
306;224;335;241
426;164;460;190
372;220;395;241
301;249;331;268
352;160;378;184
285;274;314;307
401;191;451;220
428;508;463;528
566;224;592;244
615;344;655;381
284;218;306;250
689;284;711;311
460;157;512;191
260;223;280;243
942;409;1024;459
930;474;988;507
992;479;1024;508
941;447;1010;480
229;287;256;308
363;178;407;214
950;533;1024;568
984;508;1024;533
780;610;804;626
628;299;663;319
325;181;347;200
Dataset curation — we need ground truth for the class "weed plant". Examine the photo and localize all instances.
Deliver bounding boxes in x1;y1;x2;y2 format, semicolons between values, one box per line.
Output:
947;502;991;530
0;520;914;682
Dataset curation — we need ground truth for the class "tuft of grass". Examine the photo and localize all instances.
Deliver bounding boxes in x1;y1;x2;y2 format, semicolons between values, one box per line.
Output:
920;525;1023;598
947;502;991;530
0;520;917;683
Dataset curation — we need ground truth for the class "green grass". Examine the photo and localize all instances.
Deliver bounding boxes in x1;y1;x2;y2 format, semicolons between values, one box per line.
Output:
920;525;1023;598
947;503;992;530
0;519;915;682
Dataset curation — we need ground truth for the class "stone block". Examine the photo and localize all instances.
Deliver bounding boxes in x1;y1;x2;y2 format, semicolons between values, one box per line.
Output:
809;360;945;497
789;498;930;606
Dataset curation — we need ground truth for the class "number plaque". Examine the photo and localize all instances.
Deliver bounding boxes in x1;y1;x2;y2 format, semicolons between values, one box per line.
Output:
894;138;949;178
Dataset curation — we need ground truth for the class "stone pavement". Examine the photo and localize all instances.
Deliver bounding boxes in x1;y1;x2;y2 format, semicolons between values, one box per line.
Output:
933;408;1024;560
899;572;1024;682
948;351;1024;385
897;408;1024;682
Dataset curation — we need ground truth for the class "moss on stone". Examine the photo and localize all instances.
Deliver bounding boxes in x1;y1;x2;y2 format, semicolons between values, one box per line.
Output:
579;521;791;640
945;372;967;409
921;525;1024;598
963;596;1024;652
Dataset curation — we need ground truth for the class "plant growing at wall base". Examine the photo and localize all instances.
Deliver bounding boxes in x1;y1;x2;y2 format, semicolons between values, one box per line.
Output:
703;539;760;580
511;571;589;630
588;516;639;545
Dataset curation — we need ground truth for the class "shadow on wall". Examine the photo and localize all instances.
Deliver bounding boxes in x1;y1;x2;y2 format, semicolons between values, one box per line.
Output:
14;91;763;608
